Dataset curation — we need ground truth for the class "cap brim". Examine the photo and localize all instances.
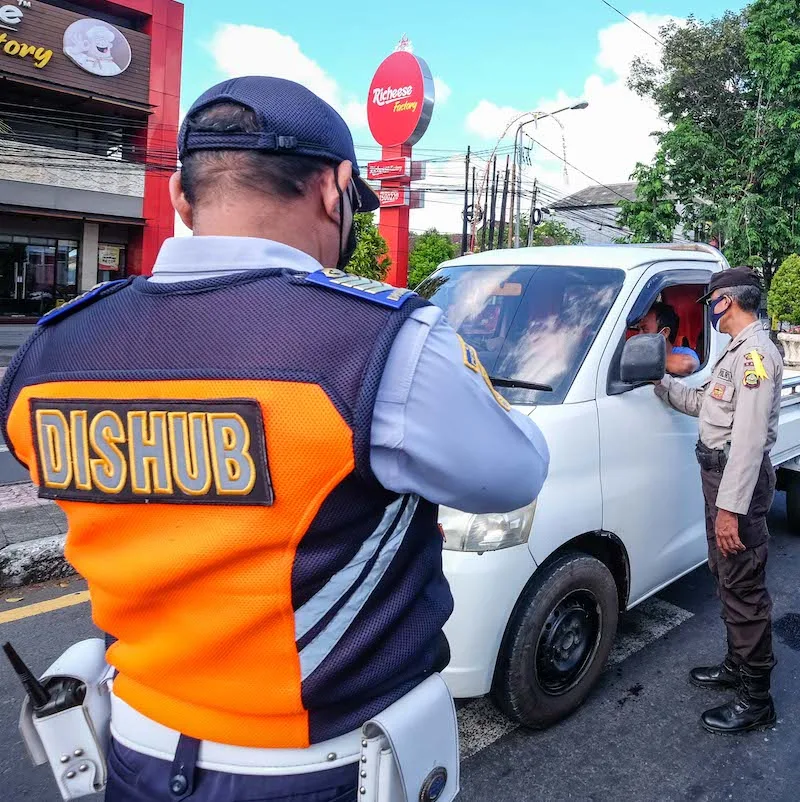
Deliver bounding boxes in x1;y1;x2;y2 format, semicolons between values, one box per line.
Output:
697;288;713;304
354;175;380;213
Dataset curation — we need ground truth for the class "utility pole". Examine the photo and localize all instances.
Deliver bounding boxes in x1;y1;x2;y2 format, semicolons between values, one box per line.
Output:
515;130;525;247
497;156;510;250
481;156;493;251
527;179;538;247
461;145;470;255
508;140;516;248
470;165;477;252
487;161;499;250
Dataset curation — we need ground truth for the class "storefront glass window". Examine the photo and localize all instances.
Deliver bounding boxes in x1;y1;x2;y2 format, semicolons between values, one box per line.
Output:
0;235;80;318
57;242;79;301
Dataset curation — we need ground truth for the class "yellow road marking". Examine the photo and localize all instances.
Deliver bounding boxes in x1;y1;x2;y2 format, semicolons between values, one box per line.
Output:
0;590;90;625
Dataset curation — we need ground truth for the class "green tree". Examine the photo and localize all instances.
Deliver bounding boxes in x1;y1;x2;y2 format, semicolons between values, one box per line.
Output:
768;253;800;324
628;3;800;288
346;213;391;281
617;154;680;243
408;228;456;288
476;217;583;250
530;220;584;246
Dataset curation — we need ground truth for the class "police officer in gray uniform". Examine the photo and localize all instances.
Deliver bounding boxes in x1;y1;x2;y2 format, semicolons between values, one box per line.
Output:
655;267;782;734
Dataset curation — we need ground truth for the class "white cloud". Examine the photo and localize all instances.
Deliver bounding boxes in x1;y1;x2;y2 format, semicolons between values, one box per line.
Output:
464;13;680;201
208;24;366;129
409;156;464;235
596;12;668;79
434;77;452;105
343;101;368;130
466;99;522;141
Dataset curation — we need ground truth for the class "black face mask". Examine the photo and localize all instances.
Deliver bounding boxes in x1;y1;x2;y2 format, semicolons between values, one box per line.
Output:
338;210;358;270
335;169;360;270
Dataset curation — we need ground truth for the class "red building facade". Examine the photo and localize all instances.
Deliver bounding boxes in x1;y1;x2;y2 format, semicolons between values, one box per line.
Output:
0;0;183;320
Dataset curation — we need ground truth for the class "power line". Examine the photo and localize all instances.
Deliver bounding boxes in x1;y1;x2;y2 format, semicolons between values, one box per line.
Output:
523;134;635;204
598;0;664;45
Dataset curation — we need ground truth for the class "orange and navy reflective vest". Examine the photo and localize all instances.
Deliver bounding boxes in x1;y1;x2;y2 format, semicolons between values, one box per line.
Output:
0;268;453;748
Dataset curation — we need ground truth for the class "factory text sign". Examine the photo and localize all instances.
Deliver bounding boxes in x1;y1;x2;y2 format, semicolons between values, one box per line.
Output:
367;51;435;148
367;158;411;182
0;0;150;106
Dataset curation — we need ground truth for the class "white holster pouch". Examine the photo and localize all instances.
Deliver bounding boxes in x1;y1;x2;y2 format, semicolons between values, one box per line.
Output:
358;673;459;802
19;638;114;801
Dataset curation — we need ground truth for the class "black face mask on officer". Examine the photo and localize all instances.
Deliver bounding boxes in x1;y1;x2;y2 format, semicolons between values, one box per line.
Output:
335;167;361;271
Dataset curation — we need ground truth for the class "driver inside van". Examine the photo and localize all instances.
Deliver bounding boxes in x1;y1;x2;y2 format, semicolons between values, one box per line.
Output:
634;301;700;377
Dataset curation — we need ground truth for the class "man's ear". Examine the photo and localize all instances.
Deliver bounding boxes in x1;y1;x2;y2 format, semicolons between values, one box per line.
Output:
321;161;353;223
170;171;193;231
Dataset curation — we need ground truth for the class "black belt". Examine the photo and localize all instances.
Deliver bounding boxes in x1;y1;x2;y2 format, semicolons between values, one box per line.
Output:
695;440;727;472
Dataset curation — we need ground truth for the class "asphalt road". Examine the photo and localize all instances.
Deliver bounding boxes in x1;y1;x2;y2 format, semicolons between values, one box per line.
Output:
0;428;28;486
2;496;800;802
0;355;31;486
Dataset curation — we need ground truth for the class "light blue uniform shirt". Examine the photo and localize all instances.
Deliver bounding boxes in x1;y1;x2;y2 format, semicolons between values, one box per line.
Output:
672;346;700;366
149;236;550;513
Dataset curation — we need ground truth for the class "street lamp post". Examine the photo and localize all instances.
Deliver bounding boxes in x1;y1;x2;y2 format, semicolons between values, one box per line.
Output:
512;101;588;248
470;102;588;251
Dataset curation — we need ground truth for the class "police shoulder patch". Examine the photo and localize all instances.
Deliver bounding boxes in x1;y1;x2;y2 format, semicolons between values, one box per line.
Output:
743;370;761;389
305;268;415;308
37;279;132;327
457;335;511;411
459;336;480;373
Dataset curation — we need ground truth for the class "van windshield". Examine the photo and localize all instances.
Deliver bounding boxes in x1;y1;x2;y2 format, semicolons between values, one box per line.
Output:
417;265;625;405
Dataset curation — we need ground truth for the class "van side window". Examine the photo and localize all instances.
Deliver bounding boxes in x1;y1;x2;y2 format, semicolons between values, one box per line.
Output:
610;282;710;394
660;284;709;367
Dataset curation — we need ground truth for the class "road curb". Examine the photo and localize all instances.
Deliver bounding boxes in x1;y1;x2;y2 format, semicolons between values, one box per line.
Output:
0;534;75;589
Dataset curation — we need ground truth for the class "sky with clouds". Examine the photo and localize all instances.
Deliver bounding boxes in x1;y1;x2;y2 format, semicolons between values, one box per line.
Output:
177;0;744;235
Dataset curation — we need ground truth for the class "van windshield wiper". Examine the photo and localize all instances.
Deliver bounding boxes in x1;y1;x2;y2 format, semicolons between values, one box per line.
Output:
490;376;554;393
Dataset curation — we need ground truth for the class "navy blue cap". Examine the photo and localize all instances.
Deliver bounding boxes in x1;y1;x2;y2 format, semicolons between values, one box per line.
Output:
179;76;379;212
698;266;763;303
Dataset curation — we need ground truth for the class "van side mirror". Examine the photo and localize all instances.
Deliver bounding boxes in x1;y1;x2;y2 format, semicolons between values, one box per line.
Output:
621;334;666;384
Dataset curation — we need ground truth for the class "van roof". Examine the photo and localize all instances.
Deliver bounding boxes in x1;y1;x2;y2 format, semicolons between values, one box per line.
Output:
439;243;725;272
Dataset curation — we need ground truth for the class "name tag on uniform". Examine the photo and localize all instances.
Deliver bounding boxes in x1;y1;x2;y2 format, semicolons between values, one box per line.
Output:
30;399;273;505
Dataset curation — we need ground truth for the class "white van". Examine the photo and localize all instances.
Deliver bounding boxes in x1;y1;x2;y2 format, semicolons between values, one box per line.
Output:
417;244;800;729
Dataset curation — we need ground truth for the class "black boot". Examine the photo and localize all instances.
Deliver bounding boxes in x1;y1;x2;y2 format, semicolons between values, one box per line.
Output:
690;657;740;690
701;666;776;734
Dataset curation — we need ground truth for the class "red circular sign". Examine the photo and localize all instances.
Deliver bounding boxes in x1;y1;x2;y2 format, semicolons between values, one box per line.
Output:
367;51;435;147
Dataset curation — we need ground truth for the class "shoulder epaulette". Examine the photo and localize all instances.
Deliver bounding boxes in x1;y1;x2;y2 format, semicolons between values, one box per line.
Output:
305;268;416;309
37;278;134;328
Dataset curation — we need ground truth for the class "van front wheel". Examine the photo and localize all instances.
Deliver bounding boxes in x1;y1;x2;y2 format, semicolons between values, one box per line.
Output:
491;552;619;729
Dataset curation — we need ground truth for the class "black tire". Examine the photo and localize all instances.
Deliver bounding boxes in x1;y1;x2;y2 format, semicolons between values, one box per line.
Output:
491;551;619;729
786;473;800;534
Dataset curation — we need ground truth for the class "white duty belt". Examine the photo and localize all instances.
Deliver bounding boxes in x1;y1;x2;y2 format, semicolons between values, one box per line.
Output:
15;639;460;802
113;674;460;801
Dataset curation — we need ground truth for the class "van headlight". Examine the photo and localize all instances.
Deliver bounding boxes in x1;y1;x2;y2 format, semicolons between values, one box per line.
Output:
439;501;536;552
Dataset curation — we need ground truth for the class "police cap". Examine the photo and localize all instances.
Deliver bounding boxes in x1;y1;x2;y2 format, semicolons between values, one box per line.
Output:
698;266;763;303
179;76;380;212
